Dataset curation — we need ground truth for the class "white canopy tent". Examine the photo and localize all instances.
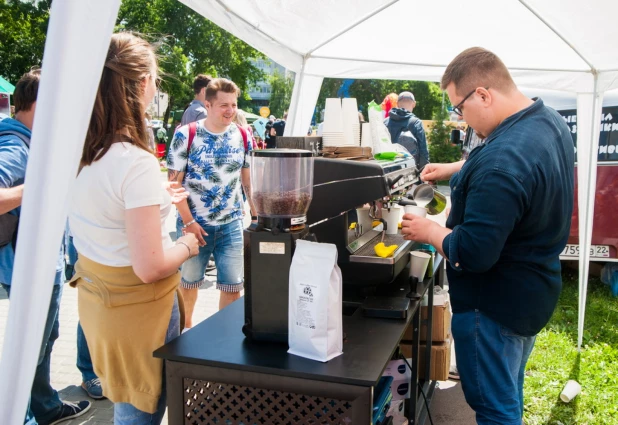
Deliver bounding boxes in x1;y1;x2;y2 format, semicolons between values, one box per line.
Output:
179;0;616;352
1;0;617;422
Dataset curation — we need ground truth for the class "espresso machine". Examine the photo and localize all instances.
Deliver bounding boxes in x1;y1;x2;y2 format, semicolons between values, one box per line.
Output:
243;149;420;342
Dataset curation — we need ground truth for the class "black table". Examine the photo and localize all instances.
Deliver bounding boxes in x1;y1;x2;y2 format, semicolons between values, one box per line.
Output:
155;256;444;425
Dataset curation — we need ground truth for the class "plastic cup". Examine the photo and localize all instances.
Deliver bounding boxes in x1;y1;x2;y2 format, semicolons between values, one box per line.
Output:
404;205;427;218
409;251;431;281
560;380;582;402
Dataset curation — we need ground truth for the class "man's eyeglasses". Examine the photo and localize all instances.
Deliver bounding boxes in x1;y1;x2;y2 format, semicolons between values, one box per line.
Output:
452;87;488;116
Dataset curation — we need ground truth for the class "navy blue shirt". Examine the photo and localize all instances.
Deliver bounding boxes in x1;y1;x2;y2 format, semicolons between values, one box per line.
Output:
442;99;574;336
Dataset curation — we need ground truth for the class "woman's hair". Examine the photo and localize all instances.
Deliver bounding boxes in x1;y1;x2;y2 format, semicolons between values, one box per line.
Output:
233;110;248;127
81;32;157;167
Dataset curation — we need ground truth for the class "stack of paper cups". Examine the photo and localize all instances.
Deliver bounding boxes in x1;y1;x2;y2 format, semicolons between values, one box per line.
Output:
361;122;372;148
323;98;344;147
342;98;361;146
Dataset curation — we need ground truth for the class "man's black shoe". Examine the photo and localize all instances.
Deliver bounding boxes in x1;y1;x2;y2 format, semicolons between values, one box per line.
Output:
43;400;92;425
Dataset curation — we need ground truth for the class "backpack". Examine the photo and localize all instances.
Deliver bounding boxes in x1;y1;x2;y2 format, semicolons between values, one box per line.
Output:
0;130;30;247
393;116;421;166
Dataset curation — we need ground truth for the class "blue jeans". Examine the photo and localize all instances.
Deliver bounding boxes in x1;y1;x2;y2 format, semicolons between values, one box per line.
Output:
77;322;97;382
64;222;78;266
452;310;536;425
2;280;64;424
177;219;244;292
113;295;180;425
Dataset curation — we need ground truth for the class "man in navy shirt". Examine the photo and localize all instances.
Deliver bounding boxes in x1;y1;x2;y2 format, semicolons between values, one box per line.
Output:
401;47;574;425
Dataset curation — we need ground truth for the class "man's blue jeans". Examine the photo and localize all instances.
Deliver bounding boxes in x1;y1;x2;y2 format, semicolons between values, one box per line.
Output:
77;322;97;382
451;310;536;425
2;280;64;424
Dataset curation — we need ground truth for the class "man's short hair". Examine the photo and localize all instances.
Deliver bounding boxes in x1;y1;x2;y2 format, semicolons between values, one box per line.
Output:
193;74;212;95
441;47;515;95
14;68;41;114
205;78;240;102
398;92;415;103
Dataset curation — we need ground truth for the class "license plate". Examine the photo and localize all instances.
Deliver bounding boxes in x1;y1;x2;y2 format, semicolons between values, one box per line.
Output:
561;244;610;258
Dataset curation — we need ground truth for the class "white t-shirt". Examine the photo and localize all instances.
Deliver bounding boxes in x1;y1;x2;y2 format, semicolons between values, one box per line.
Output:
70;142;174;267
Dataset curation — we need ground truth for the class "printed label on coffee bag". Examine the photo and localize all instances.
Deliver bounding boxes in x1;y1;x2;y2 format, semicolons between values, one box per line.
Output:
295;283;317;329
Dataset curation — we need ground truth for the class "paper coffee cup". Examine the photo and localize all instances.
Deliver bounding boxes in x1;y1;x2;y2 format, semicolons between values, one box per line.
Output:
356;207;371;233
404;205;427;218
560;380;581;403
383;206;401;235
409;251;431;281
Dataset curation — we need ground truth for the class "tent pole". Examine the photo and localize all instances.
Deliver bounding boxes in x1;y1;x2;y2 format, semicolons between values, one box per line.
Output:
286;56;307;136
577;72;602;350
309;54;587;73
0;1;121;423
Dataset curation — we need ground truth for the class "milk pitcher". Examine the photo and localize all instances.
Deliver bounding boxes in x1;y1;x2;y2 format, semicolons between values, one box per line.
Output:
410;184;447;215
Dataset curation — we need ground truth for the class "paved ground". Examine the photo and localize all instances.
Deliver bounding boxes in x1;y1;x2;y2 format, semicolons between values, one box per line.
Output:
0;177;475;424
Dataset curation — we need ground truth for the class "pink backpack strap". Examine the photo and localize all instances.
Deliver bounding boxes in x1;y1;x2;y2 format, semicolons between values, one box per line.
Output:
187;121;197;153
236;123;249;152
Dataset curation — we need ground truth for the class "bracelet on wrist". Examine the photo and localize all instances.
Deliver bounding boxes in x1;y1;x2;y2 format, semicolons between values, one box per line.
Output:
176;241;192;259
182;219;196;229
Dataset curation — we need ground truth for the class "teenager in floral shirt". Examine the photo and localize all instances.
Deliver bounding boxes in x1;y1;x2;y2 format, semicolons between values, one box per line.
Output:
167;78;253;327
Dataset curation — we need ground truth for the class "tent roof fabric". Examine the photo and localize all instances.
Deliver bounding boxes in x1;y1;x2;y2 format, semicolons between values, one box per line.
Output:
0;76;15;94
180;0;618;93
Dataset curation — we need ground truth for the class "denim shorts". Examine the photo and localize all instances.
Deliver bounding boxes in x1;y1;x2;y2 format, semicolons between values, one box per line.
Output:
177;219;244;292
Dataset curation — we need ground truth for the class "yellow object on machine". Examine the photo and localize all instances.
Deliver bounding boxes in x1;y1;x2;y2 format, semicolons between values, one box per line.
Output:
374;242;398;258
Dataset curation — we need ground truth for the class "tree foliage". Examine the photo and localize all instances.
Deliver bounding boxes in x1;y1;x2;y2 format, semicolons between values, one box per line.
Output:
116;0;265;121
0;0;51;84
316;78;447;122
268;71;294;118
427;107;462;164
0;0;264;122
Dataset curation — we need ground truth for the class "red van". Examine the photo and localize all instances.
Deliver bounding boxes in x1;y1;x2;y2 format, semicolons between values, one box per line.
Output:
555;103;618;262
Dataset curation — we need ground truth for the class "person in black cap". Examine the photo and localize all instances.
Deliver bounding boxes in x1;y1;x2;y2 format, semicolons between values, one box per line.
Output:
384;91;430;169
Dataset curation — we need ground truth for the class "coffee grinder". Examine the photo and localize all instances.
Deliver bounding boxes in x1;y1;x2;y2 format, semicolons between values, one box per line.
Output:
242;149;314;342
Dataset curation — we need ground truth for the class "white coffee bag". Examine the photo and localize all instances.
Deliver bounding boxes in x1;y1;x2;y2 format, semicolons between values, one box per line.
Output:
288;240;343;362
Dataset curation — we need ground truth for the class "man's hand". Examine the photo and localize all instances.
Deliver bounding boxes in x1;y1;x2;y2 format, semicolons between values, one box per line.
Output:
401;213;452;258
420;161;464;184
400;214;438;244
183;221;208;247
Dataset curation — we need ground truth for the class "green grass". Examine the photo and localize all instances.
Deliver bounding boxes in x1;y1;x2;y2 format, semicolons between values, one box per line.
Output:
524;269;618;424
